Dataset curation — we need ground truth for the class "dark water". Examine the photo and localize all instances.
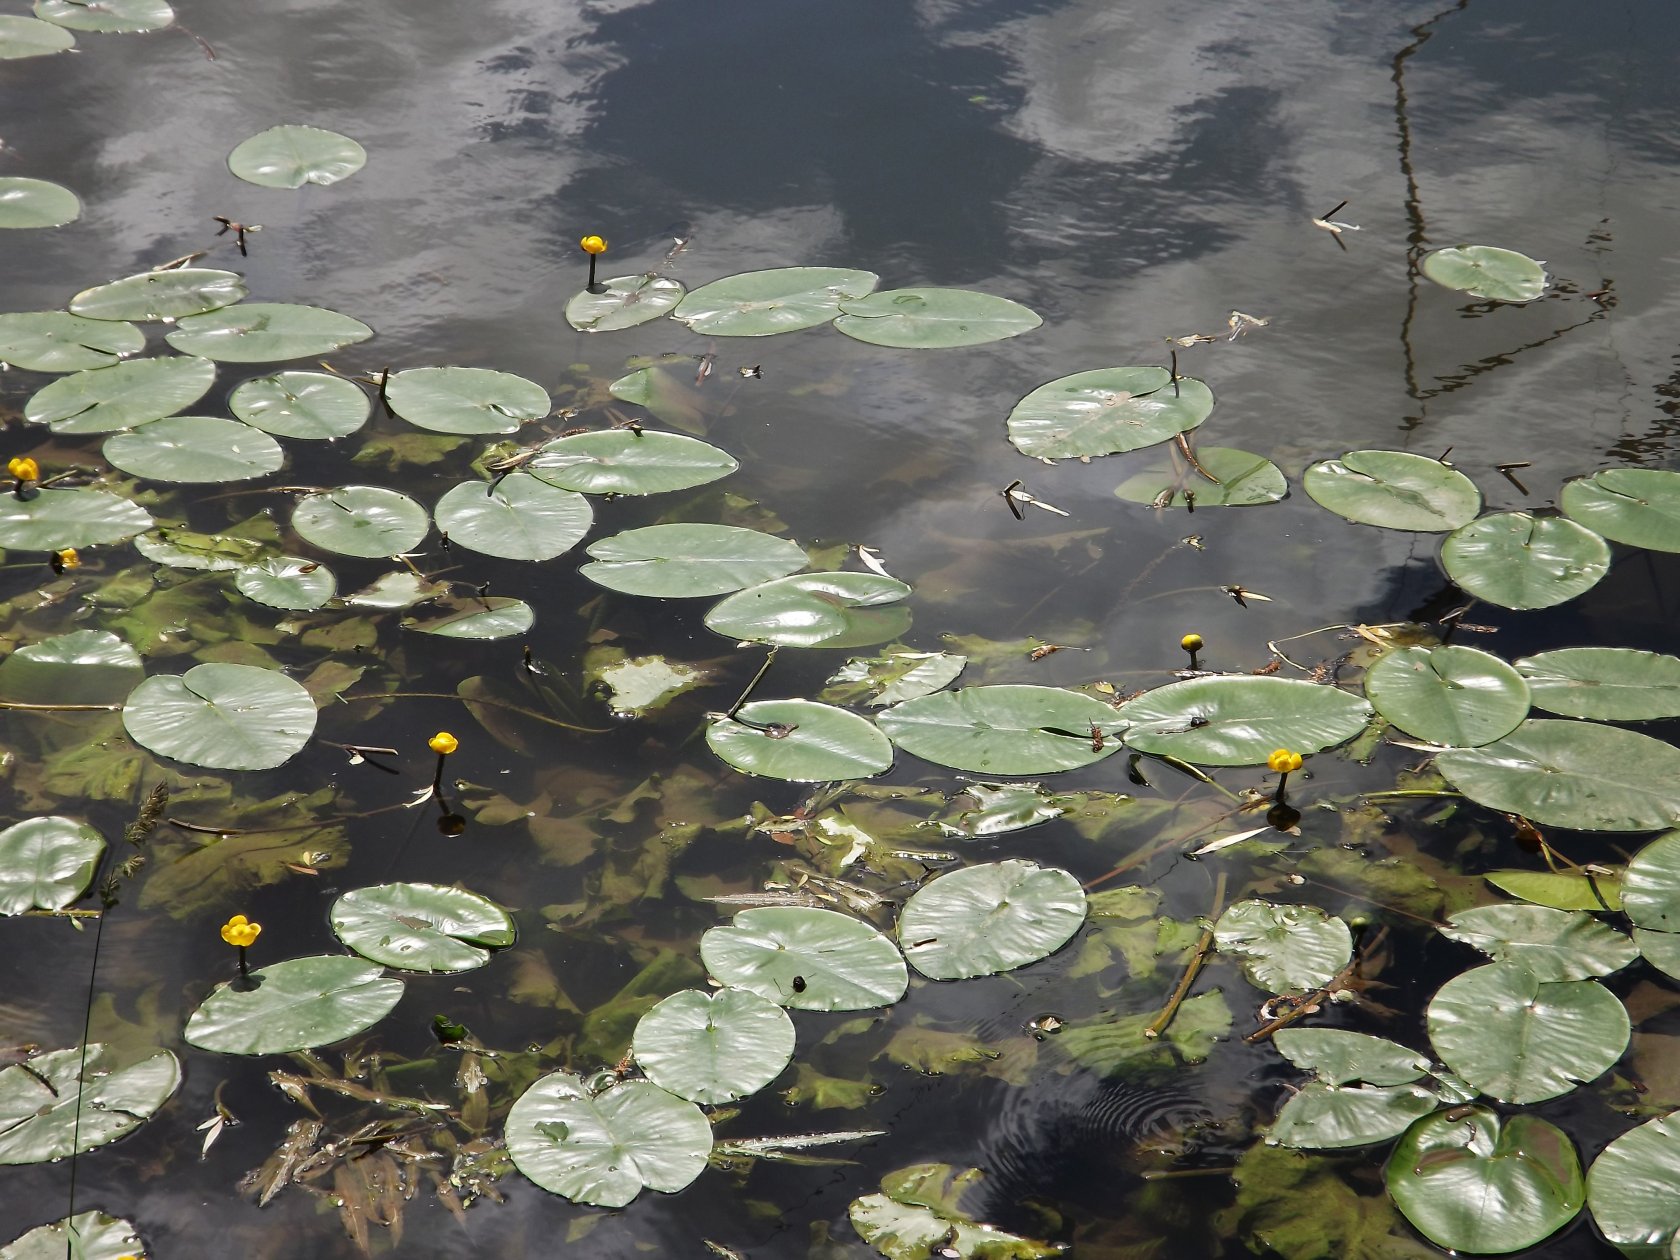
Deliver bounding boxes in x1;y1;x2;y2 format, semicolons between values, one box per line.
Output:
4;0;1680;1255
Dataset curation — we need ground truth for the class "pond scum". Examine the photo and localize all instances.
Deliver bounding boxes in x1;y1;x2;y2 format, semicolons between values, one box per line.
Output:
5;7;1680;1260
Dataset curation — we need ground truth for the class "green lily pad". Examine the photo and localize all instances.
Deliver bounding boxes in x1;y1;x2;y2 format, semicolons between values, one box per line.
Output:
0;816;104;914
1274;1029;1431;1086
701;906;909;1011
0;15;74;57
0;488;151;549
229;370;370;439
875;685;1122;775
434;475;592;562
824;649;966;707
945;780;1073;836
0;629;141;705
1006;366;1214;460
1622;832;1680;932
103;414;284;483
331;882;514;973
1441;512;1610;610
1633;928;1680;981
1427;962;1628;1103
1486;868;1622;912
703;572;911;649
1421;245;1548;303
34;0;171;33
1436;719;1680;832
565;274;686;332
0;1044;178;1164
581;524;805;597
122;661;316;770
292;485;429;558
850;1164;1061;1259
506;1072;711;1208
1560;469;1680;552
673;266;878;336
133;526;266;572
1113;446;1288;508
631;987;795;1104
164;303;373;363
344;570;443;610
0;1211;144;1260
528;429;737;496
0;311;142;372
403;596;533;639
1303;450;1481;531
185;955;404;1055
1214;900;1353;994
1587;1110;1680;1259
1117;675;1371;766
24;354;215;433
227;124;365;188
707;700;894;781
1269;1081;1439;1150
1516;648;1680;721
1364;645;1529;747
833;287;1041;348
586;652;705;717
607;363;707;432
235;556;336;611
0;178;78;229
1387;1109;1582;1253
69;267;246;322
386;366;549;435
898;860;1086;980
1439;905;1637;980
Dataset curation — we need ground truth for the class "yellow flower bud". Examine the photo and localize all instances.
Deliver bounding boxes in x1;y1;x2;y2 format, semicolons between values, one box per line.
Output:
1180;633;1203;653
54;548;79;570
579;235;607;255
220;914;261;948
1267;749;1303;774
429;731;459;756
8;457;38;482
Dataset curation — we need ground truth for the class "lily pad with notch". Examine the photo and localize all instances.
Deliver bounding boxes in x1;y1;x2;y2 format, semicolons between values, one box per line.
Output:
1113;446;1287;508
403;596;533;640
1269;1079;1439;1151
701;906;909;1011
291;485;429;558
1214;899;1353;994
1117;675;1370;766
0;488;151;550
227;124;365;188
24;354;215;433
0;15;74;57
1441;511;1609;610
707;700;893;782
1586;1110;1680;1260
122;661;316;770
832;287;1041;348
1438;904;1638;980
386;366;549;435
1364;645;1529;747
898;860;1086;980
1303;449;1481;531
631;987;795;1104
581;523;805;597
565;274;686;332
672;266;878;336
0;1044;178;1164
0;629;142;705
0;178;79;228
529;429;737;496
704;571;911;649
1517;648;1680;721
103;415;284;483
1560;468;1680;553
69;267;246;322
164;303;373;363
0;311;142;372
1420;244;1548;303
434;474;592;562
331;882;514;974
1007;365;1214;460
235;556;336;611
0;816;104;915
875;684;1122;775
0;1211;145;1260
229;370;369;440
184;955;404;1055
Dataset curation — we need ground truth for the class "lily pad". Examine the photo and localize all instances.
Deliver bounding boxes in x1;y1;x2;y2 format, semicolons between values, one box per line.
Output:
700;906;909;1011
227;124;365;188
528;429;737;496
1560;468;1680;552
1621;832;1680;932
673;266;878;336
631;987;795;1104
824;649;966;707
1007;366;1214;460
704;572;911;649
184;955;404;1055
707;700;894;781
34;0;171;33
897;860;1086;980
331;882;514;974
434;475;591;561
0;16;74;57
1436;719;1680;832
1117;675;1371;766
0;178;78;229
133;526;265;572
875;685;1122;775
1274;1029;1431;1086
229;370;370;439
0;816;104;914
1269;1080;1439;1150
103;415;284;483
1387;1108;1582;1253
850;1164;1061;1260
607;363;707;432
1516;648;1680;721
403;596;533;639
1421;244;1547;303
505;1073;711;1208
1364;645;1529;747
1303;450;1481;531
0;1044;178;1164
1113;446;1288;508
292;485;429;558
1587;1111;1680;1259
235;556;336;611
0;629;142;705
565;274;686;332
1438;905;1637;980
0;1211;145;1260
386;366;549;435
1214;900;1353;994
0;311;142;372
833;287;1041;348
1487;868;1622;912
25;354;215;433
69;267;246;322
122;661;316;770
1441;512;1610;610
1427;961;1629;1103
164;303;373;363
0;488;151;550
581;524;805;597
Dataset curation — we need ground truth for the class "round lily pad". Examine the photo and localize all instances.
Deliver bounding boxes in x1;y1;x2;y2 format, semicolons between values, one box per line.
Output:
632;987;795;1104
0;178;79;228
0;629;142;705
24;354;216;433
292;485;429;558
582;524;806;597
103;414;284;483
386;366;548;435
70;267;247;322
0;311;142;372
833;287;1041;348
700;906;909;1011
1440;512;1610;610
0;816;104;915
1560;468;1680;552
707;700;894;781
165;303;373;363
565;274;686;332
672;266;878;336
0;15;74;57
229;370;370;439
0;487;151;549
1214;899;1353;995
1517;648;1680;721
1303;450;1481;531
0;1211;145;1260
898;860;1086;980
403;597;533;639
1586;1110;1680;1257
1364;645;1529;747
1113;446;1288;508
1006;366;1214;460
228;124;365;188
184;955;404;1055
529;430;737;496
434;475;591;562
122;661;316;770
1439;905;1637;981
34;0;171;32
235;556;336;611
331;882;514;973
704;572;911;649
0;1044;178;1164
1117;675;1371;766
875;685;1121;775
1621;831;1680;933
1421;244;1548;303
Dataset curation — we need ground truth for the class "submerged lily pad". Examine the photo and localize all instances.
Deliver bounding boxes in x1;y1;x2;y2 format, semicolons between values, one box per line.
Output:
1117;676;1370;766
292;485;429;558
0;15;74;58
833;287;1041;348
1560;468;1680;553
1303;450;1481;531
704;572;911;649
1586;1111;1680;1257
229;370;369;439
673;266;878;336
25;354;215;433
0;816;104;915
581;524;805;597
1364;645;1529;747
228;124;365;188
235;557;336;611
331;882;514;973
607;363;707;432
433;475;592;561
34;0;172;33
1517;648;1680;721
631;987;795;1104
529;430;737;496
1214;900;1353;995
824;649;966;707
1439;905;1637;980
403;596;533;640
701;906;909;1011
69;267;246;322
1007;366;1214;460
386;366;549;435
1113;446;1288;508
850;1164;1061;1260
103;415;284;483
898;860;1086;980
506;1073;711;1208
1421;244;1547;303
185;956;404;1055
707;700;894;781
565;274;685;332
165;303;373;363
123;662;316;770
1441;512;1610;610
875;685;1121;775
0;1044;178;1164
0;629;142;705
0;311;142;372
0;488;151;550
0;1211;145;1260
0;178;79;229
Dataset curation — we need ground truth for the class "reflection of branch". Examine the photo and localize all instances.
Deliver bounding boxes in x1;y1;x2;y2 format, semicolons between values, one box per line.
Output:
1413;308;1606;403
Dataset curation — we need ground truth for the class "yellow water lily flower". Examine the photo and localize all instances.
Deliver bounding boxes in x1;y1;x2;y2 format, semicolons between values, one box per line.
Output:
1267;749;1303;774
579;234;607;255
220;914;262;948
1180;633;1203;653
54;548;79;570
429;731;459;756
8;456;38;482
